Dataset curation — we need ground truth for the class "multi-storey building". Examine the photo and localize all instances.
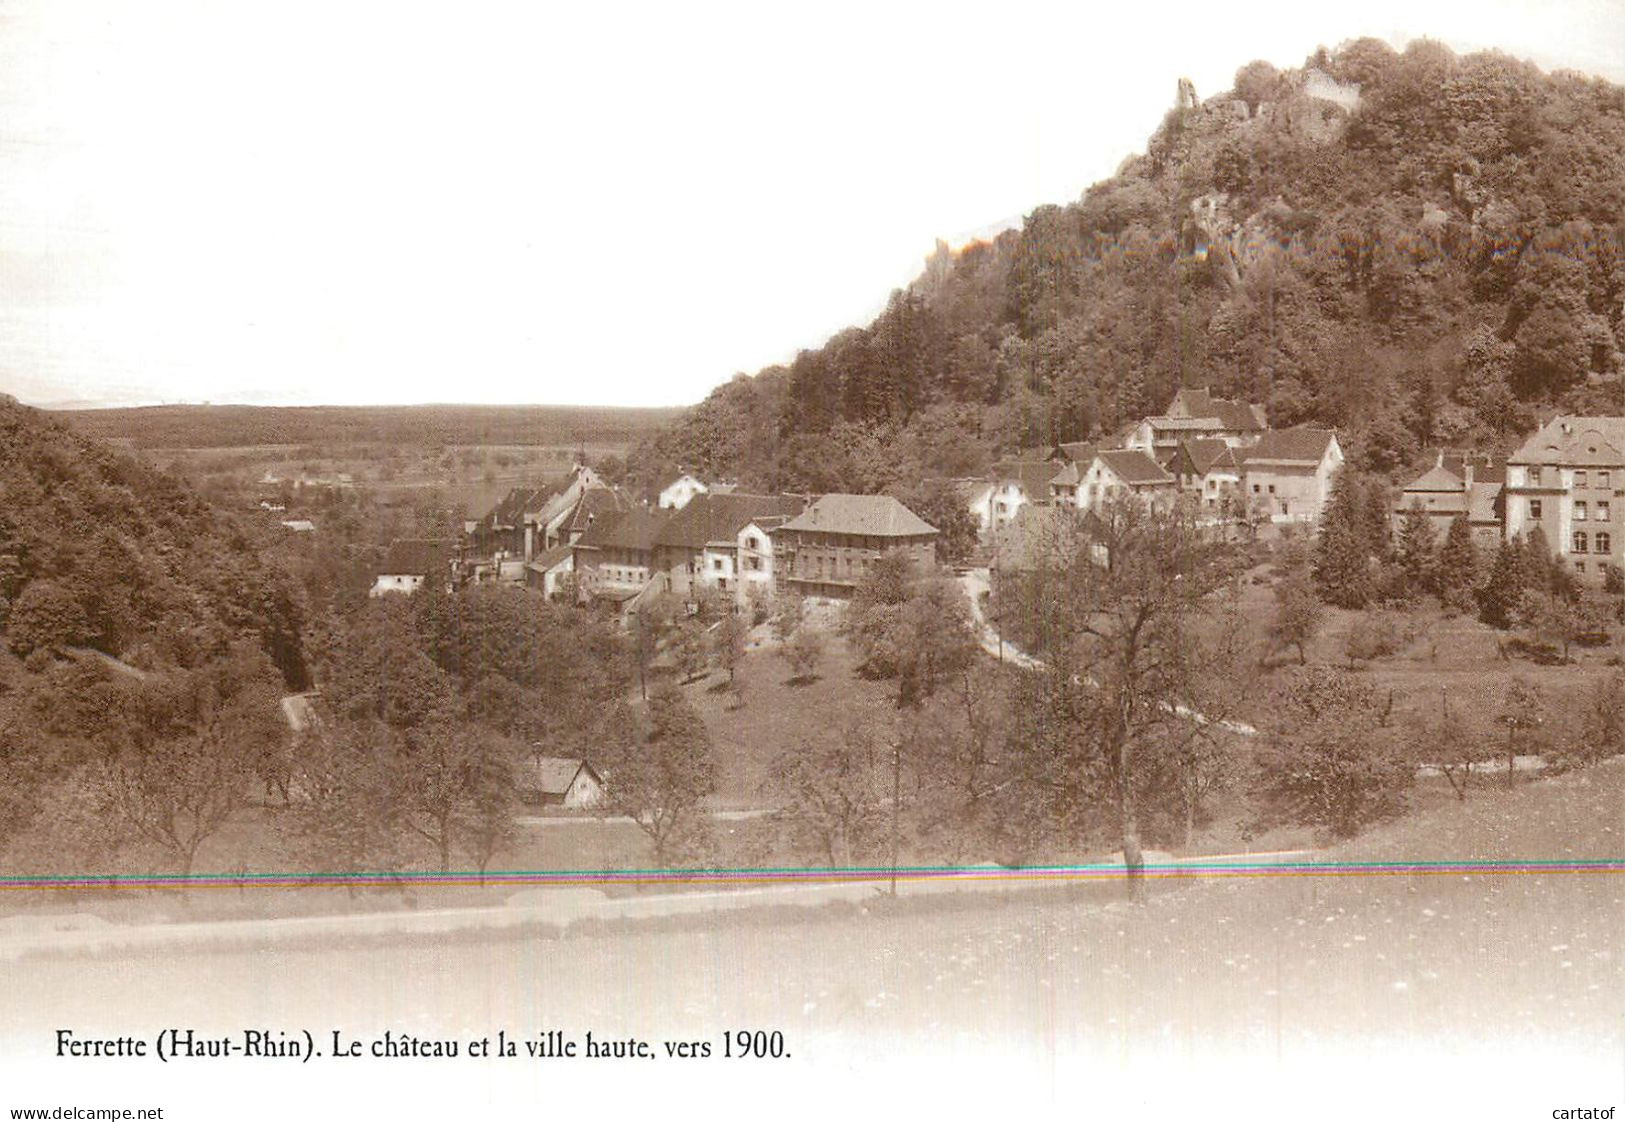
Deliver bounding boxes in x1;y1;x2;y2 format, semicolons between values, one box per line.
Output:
1504;416;1625;581
771;494;938;598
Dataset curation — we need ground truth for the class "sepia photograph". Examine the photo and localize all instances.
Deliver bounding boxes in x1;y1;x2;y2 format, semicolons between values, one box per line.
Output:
0;1;1621;1118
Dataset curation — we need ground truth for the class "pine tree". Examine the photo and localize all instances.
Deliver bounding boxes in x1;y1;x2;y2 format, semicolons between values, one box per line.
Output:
1313;471;1373;609
1396;502;1436;597
1436;513;1479;613
1480;537;1531;628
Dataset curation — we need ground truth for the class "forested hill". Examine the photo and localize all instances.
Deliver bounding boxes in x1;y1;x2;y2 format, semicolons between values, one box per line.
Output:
0;396;308;687
624;39;1625;494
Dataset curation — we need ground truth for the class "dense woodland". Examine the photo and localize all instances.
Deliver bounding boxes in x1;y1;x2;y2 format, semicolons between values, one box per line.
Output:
623;40;1625;495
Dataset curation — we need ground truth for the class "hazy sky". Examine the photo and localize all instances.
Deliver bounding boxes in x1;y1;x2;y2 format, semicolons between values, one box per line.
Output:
0;0;1620;409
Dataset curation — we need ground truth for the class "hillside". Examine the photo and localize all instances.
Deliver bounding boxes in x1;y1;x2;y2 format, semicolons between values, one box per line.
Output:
54;402;685;451
626;39;1625;494
0;395;308;686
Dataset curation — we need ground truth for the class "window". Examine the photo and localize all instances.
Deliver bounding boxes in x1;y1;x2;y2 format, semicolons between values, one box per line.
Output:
1267;484;1276;495
1576;470;1588;487
1530;500;1543;520
1574;531;1588;553
1206;479;1216;492
1602;472;1612;489
1599;533;1612;554
748;557;761;571
1252;483;1261;494
745;536;759;550
1529;467;1542;485
1576;562;1586;574
1600;502;1613;522
713;558;724;571
1576;501;1588;521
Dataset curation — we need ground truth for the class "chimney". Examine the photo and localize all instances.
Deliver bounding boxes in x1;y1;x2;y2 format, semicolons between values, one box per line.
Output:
1464;461;1474;489
1435;449;1445;469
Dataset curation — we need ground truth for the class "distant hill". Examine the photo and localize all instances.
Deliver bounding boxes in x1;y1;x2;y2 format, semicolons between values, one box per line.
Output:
53;403;686;451
0;396;308;686
625;39;1625;494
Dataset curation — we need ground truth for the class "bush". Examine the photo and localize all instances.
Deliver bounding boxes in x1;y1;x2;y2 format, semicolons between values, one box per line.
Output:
1254;667;1413;839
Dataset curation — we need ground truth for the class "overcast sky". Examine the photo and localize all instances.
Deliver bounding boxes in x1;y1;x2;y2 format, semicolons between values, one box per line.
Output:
0;0;1620;410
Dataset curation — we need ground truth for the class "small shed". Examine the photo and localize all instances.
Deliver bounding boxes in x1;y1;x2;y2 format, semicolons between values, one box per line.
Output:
519;757;604;809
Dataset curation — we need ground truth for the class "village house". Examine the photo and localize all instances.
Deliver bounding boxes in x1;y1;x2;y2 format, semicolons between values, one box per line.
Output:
1503;415;1625;582
1125;387;1268;456
650;492;807;602
1165;438;1243;517
570;507;671;611
1392;452;1505;550
517;757;604;809
462;467;616;584
370;539;454;597
523;542;575;601
971;460;1065;536
657;472;709;510
771;493;938;598
1241;427;1343;524
1051;449;1176;512
735;515;791;612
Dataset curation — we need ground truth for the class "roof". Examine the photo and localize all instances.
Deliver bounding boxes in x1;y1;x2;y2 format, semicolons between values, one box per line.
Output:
1096;449;1175;486
567;486;628;535
1244;427;1337;466
1145;416;1227;434
484;485;553;529
776;493;938;537
522;757;600;796
655;492;806;551
573;508;670;553
993;460;1066;498
1051;462;1082;487
280;693;321;733
529;543;574;571
379;538;453;576
1509;417;1625;468
1179;438;1236;476
1057;441;1097;463
1170;387;1267;431
1404;464;1465;493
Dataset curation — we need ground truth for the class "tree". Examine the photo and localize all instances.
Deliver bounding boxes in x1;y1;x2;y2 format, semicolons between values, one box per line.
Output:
1313;472;1374;609
781;626;824;684
1254;667;1412;839
1480;536;1535;628
1415;690;1481;800
1002;498;1241;894
671;619;711;684
713;612;749;687
98;643;286;877
1558;672;1625;772
1267;564;1321;665
1395;502;1436;597
1436;513;1479;614
846;562;977;708
766;724;888;867
287;717;410;885
1495;678;1545;788
597;690;717;867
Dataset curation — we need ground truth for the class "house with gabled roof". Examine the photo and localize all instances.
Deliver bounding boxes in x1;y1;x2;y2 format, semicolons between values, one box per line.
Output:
973;460;1064;536
1241;427;1343;524
370;539;455;597
658;472;709;510
523;542;576;601
1053;449;1176;513
1126;387;1268;456
652;492;808;601
570;507;671;609
1505;416;1625;582
1168;438;1244;518
518;757;604;808
735;515;791;611
1393;452;1504;550
770;494;938;598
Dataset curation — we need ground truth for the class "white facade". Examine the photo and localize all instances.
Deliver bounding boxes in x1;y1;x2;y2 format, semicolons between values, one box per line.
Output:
658;474;709;510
